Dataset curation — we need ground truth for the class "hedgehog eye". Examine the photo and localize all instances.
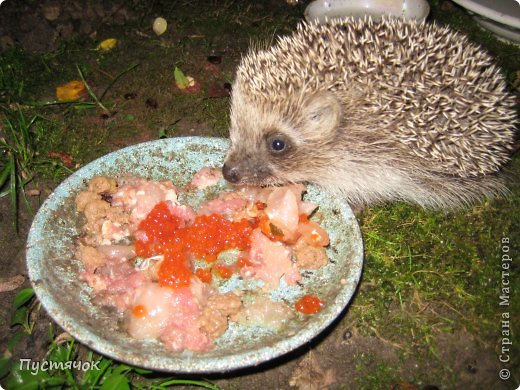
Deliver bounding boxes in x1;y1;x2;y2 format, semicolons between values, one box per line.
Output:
266;134;290;155
272;139;285;151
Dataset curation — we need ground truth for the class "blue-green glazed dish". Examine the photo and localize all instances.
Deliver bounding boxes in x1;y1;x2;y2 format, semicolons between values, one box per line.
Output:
26;136;363;373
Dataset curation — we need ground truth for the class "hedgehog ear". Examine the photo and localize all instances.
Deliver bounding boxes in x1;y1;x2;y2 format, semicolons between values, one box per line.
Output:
301;92;341;138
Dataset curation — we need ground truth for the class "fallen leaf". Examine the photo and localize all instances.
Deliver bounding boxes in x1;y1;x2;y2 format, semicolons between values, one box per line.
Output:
56;80;86;101
182;81;201;93
289;352;336;390
54;332;73;345
48;151;75;167
25;189;41;196
97;38;118;52
0;275;25;293
174;66;201;93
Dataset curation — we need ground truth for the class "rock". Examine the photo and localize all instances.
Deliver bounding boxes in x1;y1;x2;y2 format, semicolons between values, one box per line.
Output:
18;20;57;52
56;22;74;40
42;2;61;22
0;35;15;51
79;19;93;35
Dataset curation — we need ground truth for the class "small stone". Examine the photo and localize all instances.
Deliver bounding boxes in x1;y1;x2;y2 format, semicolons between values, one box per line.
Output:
56;22;75;39
0;35;15;50
207;55;222;65
79;20;93;35
145;98;158;109
153;17;168;36
343;329;353;340
466;361;478;374
42;2;61;21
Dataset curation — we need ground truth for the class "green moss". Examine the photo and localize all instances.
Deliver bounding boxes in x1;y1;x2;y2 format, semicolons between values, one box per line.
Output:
354;354;397;389
350;152;519;378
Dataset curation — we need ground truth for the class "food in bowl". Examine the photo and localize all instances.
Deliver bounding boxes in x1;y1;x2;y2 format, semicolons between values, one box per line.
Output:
74;168;330;353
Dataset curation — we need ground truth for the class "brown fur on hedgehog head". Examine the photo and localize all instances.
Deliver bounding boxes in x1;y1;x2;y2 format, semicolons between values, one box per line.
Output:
223;82;349;187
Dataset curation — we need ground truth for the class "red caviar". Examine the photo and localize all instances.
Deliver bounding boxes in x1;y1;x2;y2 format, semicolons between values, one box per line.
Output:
185;214;255;261
298;213;309;223
135;201;183;258
158;251;192;288
133;304;148;318
255;201;267;210
136;201;256;288
295;294;325;314
236;255;252;268
214;264;233;279
195;268;212;283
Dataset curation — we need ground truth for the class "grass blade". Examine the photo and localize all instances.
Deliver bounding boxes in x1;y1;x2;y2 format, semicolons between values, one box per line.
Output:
99;63;139;102
75;65;110;115
0;162;11;189
9;156;18;231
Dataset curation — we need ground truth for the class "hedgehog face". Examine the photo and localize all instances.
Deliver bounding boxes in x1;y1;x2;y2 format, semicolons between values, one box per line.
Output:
223;86;342;187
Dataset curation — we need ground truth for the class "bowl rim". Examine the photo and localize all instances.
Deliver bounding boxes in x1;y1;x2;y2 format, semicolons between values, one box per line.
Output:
26;136;364;373
451;0;520;28
304;0;431;22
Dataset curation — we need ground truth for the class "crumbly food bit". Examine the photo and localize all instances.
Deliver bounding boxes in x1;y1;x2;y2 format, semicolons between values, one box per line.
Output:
75;191;101;213
83;199;111;224
75;244;107;272
234;295;295;331
199;293;242;339
88;176;117;194
293;237;328;270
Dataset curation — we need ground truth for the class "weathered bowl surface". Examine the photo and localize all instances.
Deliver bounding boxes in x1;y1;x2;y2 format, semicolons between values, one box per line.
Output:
305;0;430;23
26;137;363;373
451;0;520;43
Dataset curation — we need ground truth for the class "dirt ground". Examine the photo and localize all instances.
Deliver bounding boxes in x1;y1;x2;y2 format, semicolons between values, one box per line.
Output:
0;0;519;389
0;201;514;388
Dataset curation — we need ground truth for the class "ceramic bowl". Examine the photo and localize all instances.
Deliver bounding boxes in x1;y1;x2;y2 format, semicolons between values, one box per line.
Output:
451;0;520;43
26;137;364;373
304;0;430;23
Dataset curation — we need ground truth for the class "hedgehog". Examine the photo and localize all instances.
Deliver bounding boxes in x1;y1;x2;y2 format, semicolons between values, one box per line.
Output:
221;17;518;209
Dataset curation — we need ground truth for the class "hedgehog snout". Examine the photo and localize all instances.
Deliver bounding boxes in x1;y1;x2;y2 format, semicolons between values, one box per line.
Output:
222;163;241;184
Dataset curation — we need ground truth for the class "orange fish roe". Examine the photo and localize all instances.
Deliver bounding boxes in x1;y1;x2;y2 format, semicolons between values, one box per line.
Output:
158;251;192;288
295;294;325;314
255;201;267;210
236;255;252;268
195;268;212;283
136;201;257;288
135;201;183;258
133;304;148;318
214;264;233;279
185;214;256;262
298;213;309;223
